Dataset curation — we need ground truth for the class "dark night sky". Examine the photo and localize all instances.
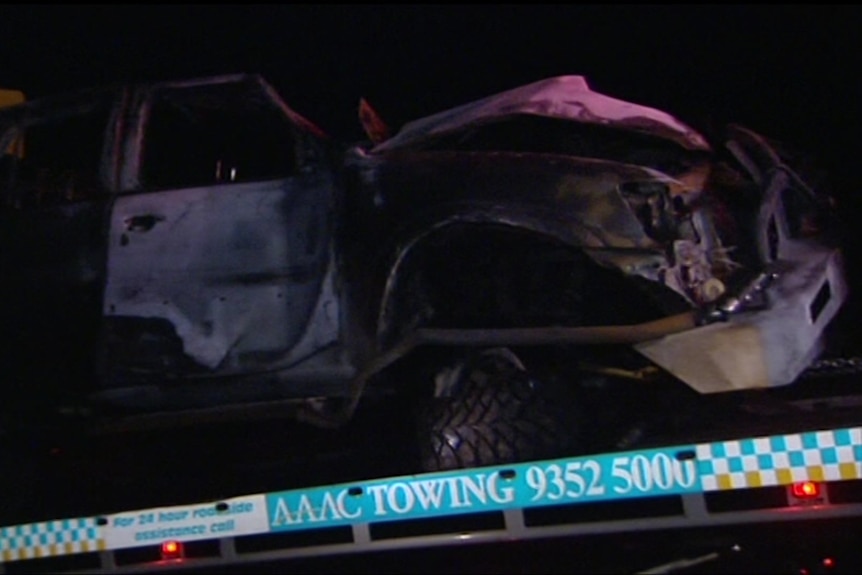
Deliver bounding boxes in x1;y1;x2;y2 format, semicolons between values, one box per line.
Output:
2;5;859;142
2;5;861;235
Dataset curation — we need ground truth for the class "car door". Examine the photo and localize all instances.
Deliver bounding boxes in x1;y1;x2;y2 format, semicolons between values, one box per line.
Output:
101;76;339;384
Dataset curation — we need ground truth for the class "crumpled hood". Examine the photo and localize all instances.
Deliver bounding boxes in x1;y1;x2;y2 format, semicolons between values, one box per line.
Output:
372;75;711;154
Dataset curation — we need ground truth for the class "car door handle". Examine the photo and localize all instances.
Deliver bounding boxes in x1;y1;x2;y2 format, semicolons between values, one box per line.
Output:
124;214;164;232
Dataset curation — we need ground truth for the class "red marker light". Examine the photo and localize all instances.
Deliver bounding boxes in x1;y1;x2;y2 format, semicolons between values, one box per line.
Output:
822;557;834;568
791;481;821;499
161;540;184;560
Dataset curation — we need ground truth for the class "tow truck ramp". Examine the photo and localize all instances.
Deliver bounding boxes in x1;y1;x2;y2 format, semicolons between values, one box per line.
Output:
1;425;861;573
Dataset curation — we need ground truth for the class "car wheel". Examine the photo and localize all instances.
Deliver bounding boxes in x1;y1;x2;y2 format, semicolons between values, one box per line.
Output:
417;348;582;472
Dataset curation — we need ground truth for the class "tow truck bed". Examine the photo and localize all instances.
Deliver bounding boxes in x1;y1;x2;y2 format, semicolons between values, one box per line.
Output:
2;408;861;574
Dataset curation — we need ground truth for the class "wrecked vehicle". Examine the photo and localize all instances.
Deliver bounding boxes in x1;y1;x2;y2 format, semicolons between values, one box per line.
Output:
0;74;847;471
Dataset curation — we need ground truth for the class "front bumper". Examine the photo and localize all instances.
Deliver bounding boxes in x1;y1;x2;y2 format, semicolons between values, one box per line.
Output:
635;246;847;393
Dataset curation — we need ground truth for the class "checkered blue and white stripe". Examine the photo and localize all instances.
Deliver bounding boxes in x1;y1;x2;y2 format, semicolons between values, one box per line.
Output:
0;518;104;562
696;427;862;490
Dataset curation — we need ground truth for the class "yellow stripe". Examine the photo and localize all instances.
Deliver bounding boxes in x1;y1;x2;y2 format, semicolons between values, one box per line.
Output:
807;466;825;482
776;468;793;485
97;539;107;551
745;471;763;488
717;474;733;490
65;541;74;555
839;462;859;480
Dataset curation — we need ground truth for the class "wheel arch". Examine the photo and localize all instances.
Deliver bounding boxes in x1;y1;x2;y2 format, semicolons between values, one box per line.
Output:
376;215;577;346
374;214;688;351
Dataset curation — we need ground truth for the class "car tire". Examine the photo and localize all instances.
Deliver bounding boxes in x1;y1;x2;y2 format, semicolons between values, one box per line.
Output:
418;348;582;472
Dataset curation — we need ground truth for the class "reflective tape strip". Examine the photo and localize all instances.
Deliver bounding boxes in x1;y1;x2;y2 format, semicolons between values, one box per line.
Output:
0;518;104;562
2;426;861;565
696;427;862;490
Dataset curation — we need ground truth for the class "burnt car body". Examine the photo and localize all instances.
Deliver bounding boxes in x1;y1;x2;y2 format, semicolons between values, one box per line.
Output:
351;76;847;396
0;74;847;470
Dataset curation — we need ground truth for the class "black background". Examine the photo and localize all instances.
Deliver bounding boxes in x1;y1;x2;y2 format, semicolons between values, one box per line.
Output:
2;5;862;573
